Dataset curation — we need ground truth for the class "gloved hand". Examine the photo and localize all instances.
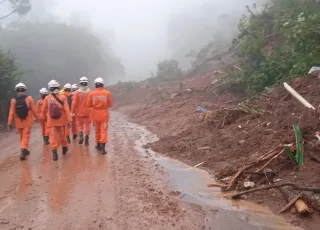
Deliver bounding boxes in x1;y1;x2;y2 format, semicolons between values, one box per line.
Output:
7;124;13;132
67;122;71;128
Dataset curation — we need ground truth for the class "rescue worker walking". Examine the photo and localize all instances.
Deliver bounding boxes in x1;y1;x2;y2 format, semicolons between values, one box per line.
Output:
7;83;38;161
71;84;78;92
86;77;113;154
42;80;72;161
62;83;77;143
36;88;50;145
72;77;91;145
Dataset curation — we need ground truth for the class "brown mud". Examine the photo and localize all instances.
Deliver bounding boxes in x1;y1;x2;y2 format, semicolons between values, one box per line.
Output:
116;75;320;230
0;114;302;230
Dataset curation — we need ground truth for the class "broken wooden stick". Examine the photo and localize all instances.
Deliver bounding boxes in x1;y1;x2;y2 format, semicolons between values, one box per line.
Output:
278;192;303;214
197;147;211;150
226;146;283;191
279;188;310;214
283;82;315;109
232;183;320;199
255;150;284;173
194;162;204;168
207;183;228;188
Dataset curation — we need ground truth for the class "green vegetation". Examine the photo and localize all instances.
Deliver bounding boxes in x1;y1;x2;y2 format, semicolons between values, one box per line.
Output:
154;59;182;81
0;50;23;121
233;0;320;95
284;125;304;166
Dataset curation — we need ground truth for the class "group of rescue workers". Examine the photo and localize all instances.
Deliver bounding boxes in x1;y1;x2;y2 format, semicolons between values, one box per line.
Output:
7;76;113;161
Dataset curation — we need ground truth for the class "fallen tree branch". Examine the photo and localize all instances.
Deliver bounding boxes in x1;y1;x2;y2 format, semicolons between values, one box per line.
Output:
207;183;228;188
279;188;310;214
232;183;320;199
226;145;282;190
243;171;276;176
278;192;302;214
281;83;301;102
255;150;284;172
283;82;315;109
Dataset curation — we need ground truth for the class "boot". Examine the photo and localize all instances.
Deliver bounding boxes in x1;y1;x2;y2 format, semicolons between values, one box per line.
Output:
52;150;58;161
85;135;89;146
95;143;101;152
23;149;30;156
100;143;107;155
20;149;26;161
44;136;50;145
66;135;71;144
62;146;68;155
79;132;84;144
73;134;78;140
43;136;46;142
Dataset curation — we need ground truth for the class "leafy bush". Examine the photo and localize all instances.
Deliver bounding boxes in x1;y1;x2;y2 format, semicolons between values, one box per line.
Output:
0;49;23;121
234;0;320;95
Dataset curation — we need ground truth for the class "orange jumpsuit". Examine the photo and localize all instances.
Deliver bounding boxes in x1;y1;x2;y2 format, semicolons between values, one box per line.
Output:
36;98;49;137
64;91;77;136
41;94;72;150
8;94;37;150
86;88;113;144
72;88;91;135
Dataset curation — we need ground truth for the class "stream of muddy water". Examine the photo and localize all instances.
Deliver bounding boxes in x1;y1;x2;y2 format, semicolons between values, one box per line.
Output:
115;115;302;230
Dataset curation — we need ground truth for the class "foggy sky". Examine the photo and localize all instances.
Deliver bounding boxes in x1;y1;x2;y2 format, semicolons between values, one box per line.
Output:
1;0;264;82
52;0;262;81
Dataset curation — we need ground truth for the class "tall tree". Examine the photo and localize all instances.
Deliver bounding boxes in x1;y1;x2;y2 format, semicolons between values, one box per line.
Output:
0;0;31;20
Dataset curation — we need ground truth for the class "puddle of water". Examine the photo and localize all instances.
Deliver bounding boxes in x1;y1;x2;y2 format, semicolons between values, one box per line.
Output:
113;119;302;230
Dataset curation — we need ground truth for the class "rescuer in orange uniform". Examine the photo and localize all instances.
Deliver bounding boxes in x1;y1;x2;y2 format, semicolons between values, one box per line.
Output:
42;80;72;161
62;83;77;143
36;88;50;145
72;76;91;146
86;77;113;154
71;84;78;92
7;83;38;161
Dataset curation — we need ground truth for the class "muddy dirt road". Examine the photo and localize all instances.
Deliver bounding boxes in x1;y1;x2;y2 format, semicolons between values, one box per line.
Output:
0;113;301;230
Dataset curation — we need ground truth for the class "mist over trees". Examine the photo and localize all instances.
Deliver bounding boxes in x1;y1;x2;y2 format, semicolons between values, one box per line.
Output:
167;0;267;69
0;21;124;93
0;0;31;20
0;0;125;121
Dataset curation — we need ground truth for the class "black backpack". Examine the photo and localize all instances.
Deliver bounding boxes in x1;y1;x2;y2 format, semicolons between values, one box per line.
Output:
67;94;73;110
15;94;29;120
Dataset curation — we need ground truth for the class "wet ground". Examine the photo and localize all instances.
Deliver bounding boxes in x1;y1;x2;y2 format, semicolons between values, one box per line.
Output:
0;113;302;230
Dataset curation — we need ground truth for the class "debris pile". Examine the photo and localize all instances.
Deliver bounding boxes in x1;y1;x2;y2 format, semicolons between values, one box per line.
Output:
114;71;320;228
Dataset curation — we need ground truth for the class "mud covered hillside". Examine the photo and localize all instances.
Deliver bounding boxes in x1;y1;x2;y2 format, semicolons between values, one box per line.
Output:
111;72;320;230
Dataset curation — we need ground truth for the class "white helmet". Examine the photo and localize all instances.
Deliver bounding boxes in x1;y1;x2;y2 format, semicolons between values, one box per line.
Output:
15;82;27;90
94;77;104;84
79;76;88;83
39;88;49;94
64;83;72;89
48;80;60;88
71;84;78;90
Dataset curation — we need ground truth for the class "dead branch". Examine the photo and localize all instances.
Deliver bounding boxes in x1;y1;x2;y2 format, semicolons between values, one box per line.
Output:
256;144;282;162
278;192;302;214
279;188;310;214
255;150;284;172
243;171;276;176
226;145;282;191
281;83;301;102
207;183;228;188
232;183;320;199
